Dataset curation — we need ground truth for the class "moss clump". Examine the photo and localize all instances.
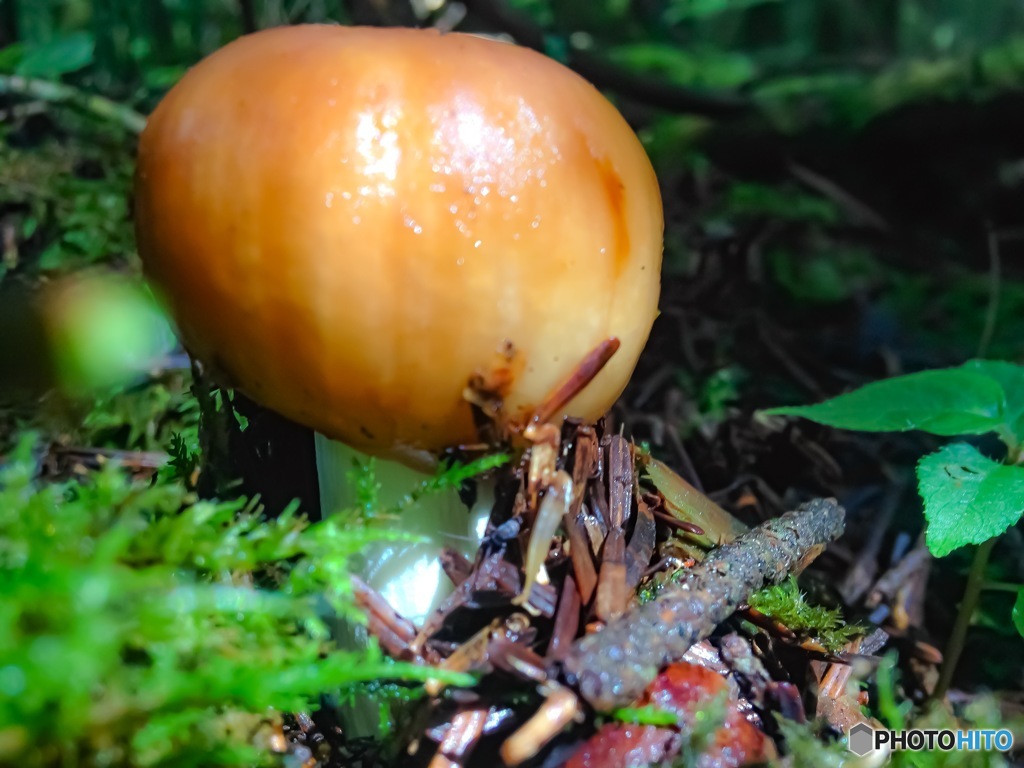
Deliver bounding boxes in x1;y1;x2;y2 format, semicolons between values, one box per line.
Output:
0;436;471;768
748;576;863;653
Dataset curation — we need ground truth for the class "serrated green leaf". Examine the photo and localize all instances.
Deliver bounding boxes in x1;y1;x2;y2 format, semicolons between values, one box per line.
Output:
961;359;1024;444
16;33;95;77
917;443;1024;557
764;368;1007;436
1014;590;1024;639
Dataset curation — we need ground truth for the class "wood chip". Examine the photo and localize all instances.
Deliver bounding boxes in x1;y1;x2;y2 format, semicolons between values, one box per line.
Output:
563;511;598;604
594;528;627;622
624;494;656;590
429;708;488;767
499;687;581;767
547;573;581;661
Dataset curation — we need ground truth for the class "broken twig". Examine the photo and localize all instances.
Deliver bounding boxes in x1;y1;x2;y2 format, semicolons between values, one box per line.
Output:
558;498;846;710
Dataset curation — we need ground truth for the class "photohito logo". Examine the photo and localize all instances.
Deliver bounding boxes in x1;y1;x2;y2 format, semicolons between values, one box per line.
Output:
847;722;1014;757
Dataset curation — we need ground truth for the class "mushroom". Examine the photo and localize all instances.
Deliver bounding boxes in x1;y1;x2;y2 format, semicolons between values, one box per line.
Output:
135;24;662;636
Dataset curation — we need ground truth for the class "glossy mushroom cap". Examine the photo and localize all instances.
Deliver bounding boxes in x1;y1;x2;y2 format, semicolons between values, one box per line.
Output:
135;24;663;466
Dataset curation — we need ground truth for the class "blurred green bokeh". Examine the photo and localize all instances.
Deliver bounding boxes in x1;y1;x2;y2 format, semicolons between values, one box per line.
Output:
0;274;175;400
47;273;176;392
5;0;1024;100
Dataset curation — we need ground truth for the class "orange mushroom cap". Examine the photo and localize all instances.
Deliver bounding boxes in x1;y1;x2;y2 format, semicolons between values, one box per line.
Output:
135;24;663;466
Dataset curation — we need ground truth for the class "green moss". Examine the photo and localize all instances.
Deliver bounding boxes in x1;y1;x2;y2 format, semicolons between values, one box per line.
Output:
748;576;864;653
775;718;852;767
0;436;472;768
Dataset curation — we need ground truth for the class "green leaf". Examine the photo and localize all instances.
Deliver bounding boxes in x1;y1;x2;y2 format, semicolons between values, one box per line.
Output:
764;368;1007;436
143;65;187;90
917;443;1024;557
0;42;25;73
665;0;779;23
1013;590;1024;639
606;43;755;89
17;33;95;78
961;359;1024;444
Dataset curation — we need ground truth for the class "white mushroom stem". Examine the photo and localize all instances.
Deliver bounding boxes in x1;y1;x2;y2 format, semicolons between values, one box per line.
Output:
313;434;493;736
315;434;493;623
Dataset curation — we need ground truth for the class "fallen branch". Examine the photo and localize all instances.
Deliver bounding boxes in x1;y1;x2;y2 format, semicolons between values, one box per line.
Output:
557;497;846;710
0;75;147;134
458;0;751;118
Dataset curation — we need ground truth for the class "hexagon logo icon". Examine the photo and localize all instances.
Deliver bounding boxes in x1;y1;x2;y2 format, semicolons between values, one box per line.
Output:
848;723;875;756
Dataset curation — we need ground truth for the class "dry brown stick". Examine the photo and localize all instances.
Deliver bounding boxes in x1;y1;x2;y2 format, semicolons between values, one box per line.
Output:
563;512;598;603
557;498;846;711
350;575;429;661
52;444;170;472
865;542;931;609
547;573;580;661
594;435;633;620
624;495;656;590
429;708;488;768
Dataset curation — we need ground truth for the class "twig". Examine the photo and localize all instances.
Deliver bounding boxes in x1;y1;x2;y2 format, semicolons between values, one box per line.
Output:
756;322;823;397
557;498;846;710
594;435;632;621
0;75;146;134
838;481;904;605
788;162;888;231
429;708;488;768
865;541;931;609
350;574;423;659
458;0;751;118
980;580;1024;594
499;687;581;766
49;445;169;473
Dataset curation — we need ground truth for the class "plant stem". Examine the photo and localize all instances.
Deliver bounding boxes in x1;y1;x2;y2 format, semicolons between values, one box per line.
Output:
934;536;997;701
0;74;147;134
977;226;1001;358
980;580;1024;594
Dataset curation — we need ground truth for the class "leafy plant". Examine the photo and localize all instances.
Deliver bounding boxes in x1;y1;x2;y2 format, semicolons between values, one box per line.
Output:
763;359;1024;695
0;136;138;277
16;32;96;77
874;654;1019;767
82;376;197;453
764;361;1024;554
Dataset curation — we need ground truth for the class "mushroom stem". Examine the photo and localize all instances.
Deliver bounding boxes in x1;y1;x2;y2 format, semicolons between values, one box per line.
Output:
313;434;491;735
315;434;492;622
